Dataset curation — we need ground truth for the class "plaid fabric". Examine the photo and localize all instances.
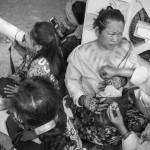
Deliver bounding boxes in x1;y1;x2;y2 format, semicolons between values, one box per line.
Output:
61;35;81;62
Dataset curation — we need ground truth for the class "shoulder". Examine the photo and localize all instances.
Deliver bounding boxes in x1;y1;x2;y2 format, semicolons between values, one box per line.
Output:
67;41;97;63
78;41;95;53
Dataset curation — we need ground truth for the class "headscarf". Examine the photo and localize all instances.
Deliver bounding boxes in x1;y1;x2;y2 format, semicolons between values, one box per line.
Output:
65;0;86;26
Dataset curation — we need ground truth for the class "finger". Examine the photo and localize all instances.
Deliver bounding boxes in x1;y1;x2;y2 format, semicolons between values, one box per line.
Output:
107;106;111;120
96;103;108;107
101;72;107;79
96;107;107;112
62;21;70;30
94;111;102;115
100;81;107;86
4;91;13;94
115;107;121;117
6;85;15;89
4;87;13;90
99;87;105;91
99;98;106;103
4;89;14;93
7;95;14;97
88;94;96;99
109;106;116;119
56;29;64;37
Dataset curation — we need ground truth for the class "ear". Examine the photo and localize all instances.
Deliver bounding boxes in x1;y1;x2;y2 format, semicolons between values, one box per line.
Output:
35;45;42;51
95;26;100;38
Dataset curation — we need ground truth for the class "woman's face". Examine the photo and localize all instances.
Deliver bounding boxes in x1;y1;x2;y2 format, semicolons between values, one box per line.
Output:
97;20;125;51
25;31;42;53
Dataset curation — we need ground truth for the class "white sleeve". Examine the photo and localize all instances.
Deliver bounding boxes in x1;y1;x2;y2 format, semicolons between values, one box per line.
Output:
122;132;140;150
65;62;85;106
123;132;150;150
130;66;150;96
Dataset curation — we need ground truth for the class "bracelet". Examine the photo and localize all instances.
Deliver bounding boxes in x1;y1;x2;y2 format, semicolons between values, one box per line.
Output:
122;132;131;139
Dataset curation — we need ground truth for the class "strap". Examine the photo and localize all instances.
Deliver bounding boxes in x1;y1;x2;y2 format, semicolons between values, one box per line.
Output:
8;45;16;74
12;130;38;145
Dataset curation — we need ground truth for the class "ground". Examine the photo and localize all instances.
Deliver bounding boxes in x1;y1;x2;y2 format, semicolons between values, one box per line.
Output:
0;0;67;77
0;0;67;149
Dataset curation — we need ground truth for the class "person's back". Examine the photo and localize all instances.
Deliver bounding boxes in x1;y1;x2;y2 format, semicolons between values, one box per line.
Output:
61;0;86;62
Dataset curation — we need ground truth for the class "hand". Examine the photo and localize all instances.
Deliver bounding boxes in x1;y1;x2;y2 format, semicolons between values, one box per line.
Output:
99;65;119;79
107;104;124;128
105;76;127;89
98;81;107;91
81;95;108;114
55;15;70;30
4;85;19;97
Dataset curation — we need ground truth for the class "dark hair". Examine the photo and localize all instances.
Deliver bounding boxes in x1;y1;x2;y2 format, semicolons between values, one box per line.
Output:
72;1;86;25
93;6;125;33
12;76;74;150
30;22;66;80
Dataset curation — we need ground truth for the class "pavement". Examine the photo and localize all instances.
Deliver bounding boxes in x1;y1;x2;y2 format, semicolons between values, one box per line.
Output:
0;0;67;77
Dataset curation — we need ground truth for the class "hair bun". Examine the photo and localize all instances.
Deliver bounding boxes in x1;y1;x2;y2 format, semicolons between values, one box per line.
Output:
106;6;113;10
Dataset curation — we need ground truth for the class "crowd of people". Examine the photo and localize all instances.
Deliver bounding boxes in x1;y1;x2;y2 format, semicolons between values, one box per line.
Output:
0;0;150;150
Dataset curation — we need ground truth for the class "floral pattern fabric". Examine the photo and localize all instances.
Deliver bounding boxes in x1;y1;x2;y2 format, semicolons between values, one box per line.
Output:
71;97;149;148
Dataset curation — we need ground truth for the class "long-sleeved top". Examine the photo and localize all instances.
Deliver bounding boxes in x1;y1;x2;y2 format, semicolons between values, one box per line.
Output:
123;122;150;150
65;37;150;106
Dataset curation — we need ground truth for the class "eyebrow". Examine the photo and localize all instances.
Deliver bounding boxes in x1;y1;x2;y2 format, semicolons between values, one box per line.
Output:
107;31;122;34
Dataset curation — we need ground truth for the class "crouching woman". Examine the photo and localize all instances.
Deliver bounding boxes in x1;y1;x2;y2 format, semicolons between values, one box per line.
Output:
5;76;82;150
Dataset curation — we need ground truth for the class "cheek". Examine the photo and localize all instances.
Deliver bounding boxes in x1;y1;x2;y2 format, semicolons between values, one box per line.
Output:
101;35;110;44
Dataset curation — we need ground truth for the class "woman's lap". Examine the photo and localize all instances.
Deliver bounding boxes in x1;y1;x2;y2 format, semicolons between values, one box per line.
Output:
71;98;149;147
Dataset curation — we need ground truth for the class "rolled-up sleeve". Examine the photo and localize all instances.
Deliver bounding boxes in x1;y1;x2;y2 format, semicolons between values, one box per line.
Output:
123;131;150;150
130;66;150;96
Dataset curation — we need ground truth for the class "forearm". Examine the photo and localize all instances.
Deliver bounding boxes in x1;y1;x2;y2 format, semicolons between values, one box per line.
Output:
117;68;135;78
13;42;27;58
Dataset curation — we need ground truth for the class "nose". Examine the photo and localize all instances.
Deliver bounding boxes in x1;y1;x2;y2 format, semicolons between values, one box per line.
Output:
111;35;118;43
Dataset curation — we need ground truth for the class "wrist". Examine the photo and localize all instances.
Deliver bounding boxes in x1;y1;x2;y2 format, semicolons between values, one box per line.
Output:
119;68;135;78
117;123;128;135
122;131;131;140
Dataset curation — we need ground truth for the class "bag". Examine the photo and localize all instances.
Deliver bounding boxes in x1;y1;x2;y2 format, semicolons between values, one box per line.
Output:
95;89;129;126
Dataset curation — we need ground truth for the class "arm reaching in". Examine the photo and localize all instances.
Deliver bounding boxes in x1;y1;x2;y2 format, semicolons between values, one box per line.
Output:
99;65;135;79
107;104;150;150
